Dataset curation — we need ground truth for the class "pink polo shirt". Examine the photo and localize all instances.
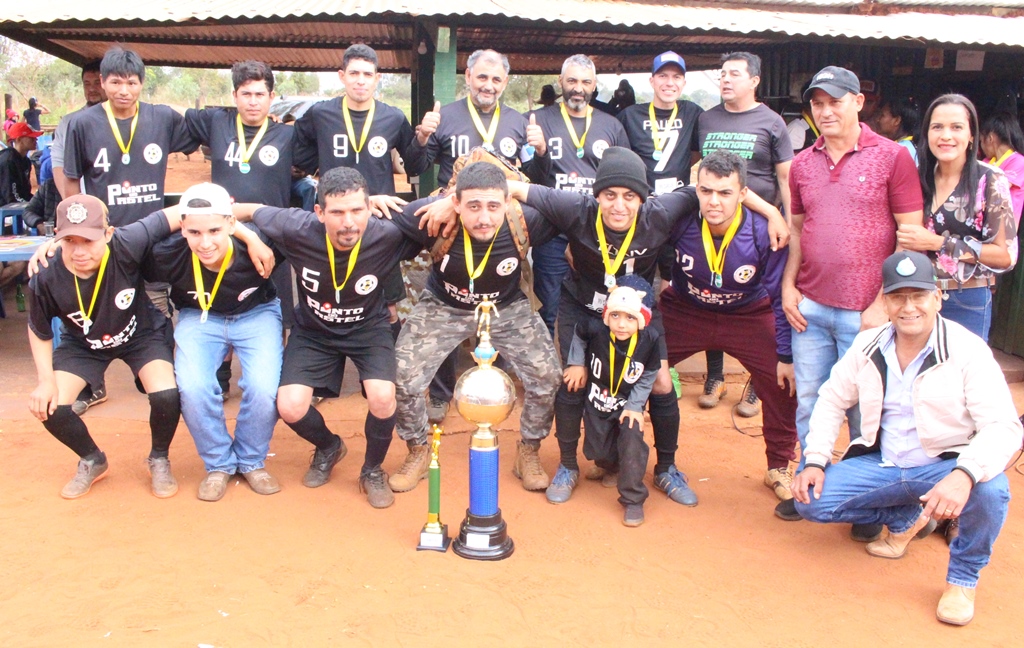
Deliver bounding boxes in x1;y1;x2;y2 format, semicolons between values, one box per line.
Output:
993;150;1024;225
790;123;923;311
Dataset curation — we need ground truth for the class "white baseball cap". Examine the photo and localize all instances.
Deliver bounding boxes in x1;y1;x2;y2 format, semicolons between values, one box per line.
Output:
179;183;234;216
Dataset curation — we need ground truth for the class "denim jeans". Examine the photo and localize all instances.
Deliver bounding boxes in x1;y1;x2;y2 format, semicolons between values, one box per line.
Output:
174;300;283;473
532;234;570;337
940;286;992;342
794;453;1011;588
792;296;862;464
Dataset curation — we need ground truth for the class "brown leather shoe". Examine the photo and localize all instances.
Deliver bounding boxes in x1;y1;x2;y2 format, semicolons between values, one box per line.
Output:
388;444;430;492
513;441;550;490
936;584;975;625
198;471;231;502
866;515;934;559
242;468;281;495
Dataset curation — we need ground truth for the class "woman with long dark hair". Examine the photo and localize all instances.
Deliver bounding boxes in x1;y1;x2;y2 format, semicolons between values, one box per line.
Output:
896;94;1016;340
979;112;1024;225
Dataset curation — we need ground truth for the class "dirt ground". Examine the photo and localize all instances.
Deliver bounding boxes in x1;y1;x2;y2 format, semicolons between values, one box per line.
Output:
2;155;1023;645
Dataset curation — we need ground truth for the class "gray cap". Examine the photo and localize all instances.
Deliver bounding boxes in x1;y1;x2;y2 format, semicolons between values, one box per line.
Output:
882;251;937;293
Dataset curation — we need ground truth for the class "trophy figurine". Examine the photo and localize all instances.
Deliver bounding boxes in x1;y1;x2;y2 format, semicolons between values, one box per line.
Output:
416;425;450;552
451;298;516;560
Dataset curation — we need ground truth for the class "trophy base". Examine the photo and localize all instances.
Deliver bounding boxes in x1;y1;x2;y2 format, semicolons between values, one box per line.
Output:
416;525;451;552
452;509;514;560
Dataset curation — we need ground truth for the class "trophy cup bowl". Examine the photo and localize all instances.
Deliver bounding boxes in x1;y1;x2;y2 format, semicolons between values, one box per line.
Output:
453;365;516;430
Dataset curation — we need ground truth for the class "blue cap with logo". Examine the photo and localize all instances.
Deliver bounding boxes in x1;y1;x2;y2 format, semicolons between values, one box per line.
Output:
652;51;686;75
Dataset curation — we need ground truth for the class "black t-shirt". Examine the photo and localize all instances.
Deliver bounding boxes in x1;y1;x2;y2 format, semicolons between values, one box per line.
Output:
28;211;171;347
252;207;422;334
23;108;42;131
63;102;198;227
618;100;703;193
292;98;429;195
0;148;33;203
184;107;295;207
527;104;630;192
422;100;529;186
525;185;699;313
577;317;661;414
144;223;281;316
392;196;560;309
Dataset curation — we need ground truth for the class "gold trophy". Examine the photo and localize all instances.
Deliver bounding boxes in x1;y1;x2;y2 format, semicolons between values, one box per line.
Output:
416;425;450;552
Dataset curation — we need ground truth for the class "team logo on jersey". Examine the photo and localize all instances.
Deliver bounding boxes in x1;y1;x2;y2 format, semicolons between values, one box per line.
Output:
258;146;279;167
499;137;517;158
592;139;610;159
624;361;645;384
733;265;757;284
496;257;519;276
237;287;258;301
114;288;136;310
143;143;163;165
368;136;388;158
354;274;378;295
65;202;89;224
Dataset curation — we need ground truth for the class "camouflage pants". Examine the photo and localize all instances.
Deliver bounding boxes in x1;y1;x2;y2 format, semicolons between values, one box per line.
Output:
395;292;560;445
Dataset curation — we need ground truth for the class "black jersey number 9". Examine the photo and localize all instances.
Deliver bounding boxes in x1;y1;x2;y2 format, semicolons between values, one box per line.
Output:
333;134;349;159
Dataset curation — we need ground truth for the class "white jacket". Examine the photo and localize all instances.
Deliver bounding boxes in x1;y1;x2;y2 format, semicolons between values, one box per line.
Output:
805;317;1023;483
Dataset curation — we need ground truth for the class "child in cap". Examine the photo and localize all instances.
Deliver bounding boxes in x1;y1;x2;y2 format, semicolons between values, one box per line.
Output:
563;274;661;526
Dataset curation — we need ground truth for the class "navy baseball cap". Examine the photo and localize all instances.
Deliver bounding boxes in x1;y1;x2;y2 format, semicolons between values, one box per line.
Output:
803;66;860;102
882;251;937;293
653;51;686;75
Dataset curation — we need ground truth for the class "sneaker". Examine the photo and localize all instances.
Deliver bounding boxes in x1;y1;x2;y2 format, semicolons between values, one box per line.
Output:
71;384;108;416
60;454;109;499
388;444;430;492
148;456;179;498
545;464;580;504
736;381;761;418
866;515;936;559
426;396;450;425
512;441;550;491
623;503;645;527
198;471;232;502
302;437;347;488
774;498;802;521
359;468;395;509
697;377;727;409
764;467;794;501
310;396;324;407
242;468;281;495
585;464;619;488
653;466;698;506
936;584;975;626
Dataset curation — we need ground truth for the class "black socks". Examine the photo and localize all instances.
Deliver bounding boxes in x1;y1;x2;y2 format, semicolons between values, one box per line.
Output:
649;392;680;474
42;405;100;458
147;388;180;459
361;411;396;476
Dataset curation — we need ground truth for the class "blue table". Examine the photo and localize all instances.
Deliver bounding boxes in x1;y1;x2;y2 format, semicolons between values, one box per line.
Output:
0;236;60;345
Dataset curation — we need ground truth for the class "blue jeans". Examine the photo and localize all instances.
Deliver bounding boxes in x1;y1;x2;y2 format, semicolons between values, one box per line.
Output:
794;453;1011;588
532;234;570;337
941;286;992;342
792;296;862;465
174;300;283;473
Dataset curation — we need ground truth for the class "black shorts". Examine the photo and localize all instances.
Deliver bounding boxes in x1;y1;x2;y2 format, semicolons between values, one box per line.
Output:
53;325;174;392
556;295;668;365
280;322;396;398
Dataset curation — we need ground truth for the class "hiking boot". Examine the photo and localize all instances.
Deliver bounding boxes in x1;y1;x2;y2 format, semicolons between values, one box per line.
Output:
653;466;698;506
302;437;346;488
71;384;107;416
697;378;727;409
388;444;430;492
586;464;619;488
545;465;580;504
148;456;179;498
764;467;794;501
242;468;281;495
866;515;936;559
426;396;450;425
513;441;550;490
623;504;645;527
937;584;975;626
198;471;231;502
359;468;395;509
60;454;109;499
774;498;802;521
736;382;761;418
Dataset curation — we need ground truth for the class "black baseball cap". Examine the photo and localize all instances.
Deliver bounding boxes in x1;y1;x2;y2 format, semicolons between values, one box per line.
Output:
803;66;861;102
882;251;937;294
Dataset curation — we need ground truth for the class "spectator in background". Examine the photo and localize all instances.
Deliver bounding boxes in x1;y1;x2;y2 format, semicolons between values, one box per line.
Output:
4;109;18;141
0;122;41;204
537;84;557;108
23;97;49;132
874;95;922;166
24;145;58;231
610;79;636;114
979;112;1024;224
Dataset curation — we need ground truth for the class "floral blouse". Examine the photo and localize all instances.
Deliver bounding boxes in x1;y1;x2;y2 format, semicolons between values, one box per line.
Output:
926;162;1017;282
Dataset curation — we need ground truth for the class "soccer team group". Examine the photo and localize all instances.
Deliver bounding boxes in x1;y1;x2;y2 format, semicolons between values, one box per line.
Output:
25;43;1024;625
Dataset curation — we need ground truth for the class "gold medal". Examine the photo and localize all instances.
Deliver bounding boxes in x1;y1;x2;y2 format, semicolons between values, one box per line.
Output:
608;332;638;397
235;114;269;173
595;207;637;289
73;246;110;335
701;204;743;289
648;102;678;160
466;97;500;151
192;240;234;323
326;232;362;302
102;101;138;166
342;97;375;164
560;103;592;159
462;220;503;294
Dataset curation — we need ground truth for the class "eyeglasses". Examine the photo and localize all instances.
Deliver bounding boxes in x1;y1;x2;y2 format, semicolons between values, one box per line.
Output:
883;291;935;307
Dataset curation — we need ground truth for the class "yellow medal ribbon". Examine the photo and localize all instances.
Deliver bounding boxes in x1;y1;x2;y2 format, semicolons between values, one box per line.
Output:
803;112;820;138
325;232;362;301
192;240;234;323
467;96;500;150
73;245;110;335
235;114;269;172
701;204;744;289
560;102;592;158
991;149;1015;167
608;331;638;397
463;219;503;294
648;102;678;156
595;207;638;288
102;101;139;163
342;97;376;163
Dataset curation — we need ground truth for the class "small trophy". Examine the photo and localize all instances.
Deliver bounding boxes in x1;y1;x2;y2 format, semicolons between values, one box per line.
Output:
416;424;450;552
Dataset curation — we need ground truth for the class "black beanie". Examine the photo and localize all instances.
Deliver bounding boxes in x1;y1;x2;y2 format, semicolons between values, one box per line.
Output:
593;147;649;201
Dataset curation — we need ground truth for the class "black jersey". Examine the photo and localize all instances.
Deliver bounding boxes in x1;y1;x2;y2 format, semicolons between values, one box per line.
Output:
144;223;281;316
392;196;560;309
292;97;429;195
422;100;529;186
28;212;170;348
525;185;698;313
252;207;422;334
184;107;295;207
576;318;661;414
62;102;198;227
527;104;630;193
618;100;703;194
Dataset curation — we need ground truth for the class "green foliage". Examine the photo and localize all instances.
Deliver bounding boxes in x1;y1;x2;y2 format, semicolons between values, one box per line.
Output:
276;72;321;97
